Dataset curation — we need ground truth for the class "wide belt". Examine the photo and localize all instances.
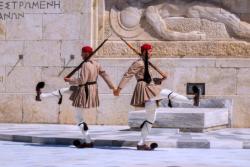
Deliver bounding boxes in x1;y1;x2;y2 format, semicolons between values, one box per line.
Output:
137;78;162;85
137;79;145;82
79;81;97;100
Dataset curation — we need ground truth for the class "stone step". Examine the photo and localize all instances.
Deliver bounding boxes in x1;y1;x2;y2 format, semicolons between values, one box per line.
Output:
0;124;249;149
1;133;249;149
128;107;229;132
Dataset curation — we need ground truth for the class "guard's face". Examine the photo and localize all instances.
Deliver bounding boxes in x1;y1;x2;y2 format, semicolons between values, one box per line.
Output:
81;52;90;60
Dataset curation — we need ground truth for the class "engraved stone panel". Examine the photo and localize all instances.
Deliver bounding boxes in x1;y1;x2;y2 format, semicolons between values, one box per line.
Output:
6;14;42;40
0;41;24;66
0;0;63;14
6;67;42;93
43;14;81;40
23;41;62;66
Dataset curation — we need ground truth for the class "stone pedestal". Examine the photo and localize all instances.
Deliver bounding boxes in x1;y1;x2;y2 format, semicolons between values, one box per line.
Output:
128;99;231;132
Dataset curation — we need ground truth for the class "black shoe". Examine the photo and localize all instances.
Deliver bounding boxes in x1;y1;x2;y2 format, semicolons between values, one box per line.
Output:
35;82;45;101
137;144;152;151
137;143;158;151
73;140;94;148
78;142;94;148
35;94;41;101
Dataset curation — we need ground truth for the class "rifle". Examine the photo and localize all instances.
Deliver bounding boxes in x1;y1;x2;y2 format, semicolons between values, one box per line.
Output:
119;37;167;82
65;34;112;78
35;35;111;103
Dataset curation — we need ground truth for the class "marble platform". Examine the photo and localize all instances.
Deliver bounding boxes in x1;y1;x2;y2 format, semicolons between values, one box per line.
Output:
128;99;232;132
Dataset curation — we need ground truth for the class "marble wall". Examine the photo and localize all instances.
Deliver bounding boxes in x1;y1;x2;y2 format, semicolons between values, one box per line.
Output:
0;0;250;128
0;0;93;124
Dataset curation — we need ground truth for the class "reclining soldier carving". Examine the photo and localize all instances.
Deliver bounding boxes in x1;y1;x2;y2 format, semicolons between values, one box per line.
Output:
113;0;250;41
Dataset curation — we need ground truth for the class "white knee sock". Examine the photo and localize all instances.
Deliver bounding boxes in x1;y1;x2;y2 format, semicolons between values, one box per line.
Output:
40;87;70;98
75;107;92;143
138;100;157;146
160;89;192;104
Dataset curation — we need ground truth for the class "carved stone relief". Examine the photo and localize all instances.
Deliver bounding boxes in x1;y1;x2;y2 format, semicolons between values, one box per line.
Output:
108;0;250;41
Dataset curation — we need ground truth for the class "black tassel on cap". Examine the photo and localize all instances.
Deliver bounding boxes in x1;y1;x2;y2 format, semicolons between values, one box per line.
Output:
143;51;152;84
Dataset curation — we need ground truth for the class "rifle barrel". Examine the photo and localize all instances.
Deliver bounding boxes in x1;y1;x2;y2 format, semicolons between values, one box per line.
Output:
65;38;109;78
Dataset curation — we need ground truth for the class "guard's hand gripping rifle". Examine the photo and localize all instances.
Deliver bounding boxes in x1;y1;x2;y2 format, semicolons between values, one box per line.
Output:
35;35;111;102
119;37;167;84
65;34;111;78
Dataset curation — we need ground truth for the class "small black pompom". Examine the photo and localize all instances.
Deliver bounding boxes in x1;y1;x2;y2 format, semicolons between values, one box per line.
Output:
36;82;45;91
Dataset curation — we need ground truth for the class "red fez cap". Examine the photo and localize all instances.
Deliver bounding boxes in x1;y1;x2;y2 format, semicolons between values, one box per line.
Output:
141;43;152;51
82;46;93;53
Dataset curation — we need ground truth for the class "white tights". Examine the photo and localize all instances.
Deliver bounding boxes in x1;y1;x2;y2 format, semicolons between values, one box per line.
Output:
40;87;92;143
138;100;157;146
75;107;92;143
40;87;71;98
